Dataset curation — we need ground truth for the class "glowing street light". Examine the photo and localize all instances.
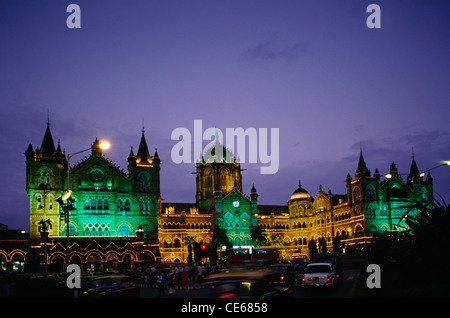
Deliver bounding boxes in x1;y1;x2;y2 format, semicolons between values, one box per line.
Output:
384;160;450;180
62;190;72;200
99;141;110;150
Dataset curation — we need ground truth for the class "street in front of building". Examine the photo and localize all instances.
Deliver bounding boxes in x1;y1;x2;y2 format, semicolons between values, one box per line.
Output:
139;268;361;298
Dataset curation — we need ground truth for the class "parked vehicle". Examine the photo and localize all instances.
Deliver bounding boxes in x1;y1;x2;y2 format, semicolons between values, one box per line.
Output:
302;263;339;288
226;246;280;264
81;274;140;298
266;264;297;287
309;253;343;282
204;269;293;298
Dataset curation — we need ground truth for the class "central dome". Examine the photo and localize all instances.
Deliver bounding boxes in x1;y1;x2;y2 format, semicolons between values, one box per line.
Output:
289;180;311;200
202;131;235;163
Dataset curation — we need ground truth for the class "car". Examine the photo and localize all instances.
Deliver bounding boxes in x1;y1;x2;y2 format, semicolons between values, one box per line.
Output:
266;264;297;287
302;263;339;288
204;269;293;298
309;253;343;282
81;274;140;298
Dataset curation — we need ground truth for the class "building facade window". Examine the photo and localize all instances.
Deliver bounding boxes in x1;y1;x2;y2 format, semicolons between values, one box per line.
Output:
118;223;131;236
138;173;151;192
83;197;110;214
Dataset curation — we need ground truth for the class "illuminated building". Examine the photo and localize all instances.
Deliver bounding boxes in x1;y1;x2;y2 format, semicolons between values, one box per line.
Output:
25;123;434;267
25;123;160;270
258;151;434;261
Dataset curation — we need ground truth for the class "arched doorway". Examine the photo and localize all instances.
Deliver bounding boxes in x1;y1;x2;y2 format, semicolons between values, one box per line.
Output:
105;254;119;272
86;253;103;272
50;255;66;272
121;254;135;270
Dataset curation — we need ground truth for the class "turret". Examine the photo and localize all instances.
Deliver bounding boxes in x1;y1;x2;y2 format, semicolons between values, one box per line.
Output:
355;150;370;178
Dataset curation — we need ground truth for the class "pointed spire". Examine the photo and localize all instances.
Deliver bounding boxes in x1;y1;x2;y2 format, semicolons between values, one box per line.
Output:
39;122;56;158
356;149;370;177
56;139;62;153
389;161;398;176
136;130;151;164
25;142;35;160
374;168;380;179
408;153;420;180
346;172;352;182
251;183;257;193
129;146;135;157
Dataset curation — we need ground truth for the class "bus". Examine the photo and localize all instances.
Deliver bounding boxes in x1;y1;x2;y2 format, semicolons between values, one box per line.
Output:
226;246;280;264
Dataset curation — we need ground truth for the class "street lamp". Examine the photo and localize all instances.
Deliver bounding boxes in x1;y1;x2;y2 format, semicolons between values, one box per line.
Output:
59;139;110;268
385;160;449;180
38;182;51;280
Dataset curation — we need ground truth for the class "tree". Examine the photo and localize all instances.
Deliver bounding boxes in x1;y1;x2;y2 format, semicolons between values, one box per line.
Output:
368;198;450;296
212;227;230;262
250;225;267;246
308;239;318;258
318;236;327;254
332;236;341;253
184;236;196;264
270;235;284;247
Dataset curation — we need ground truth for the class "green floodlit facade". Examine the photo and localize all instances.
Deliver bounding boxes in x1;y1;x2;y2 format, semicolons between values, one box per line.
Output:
25;123;160;240
25;123;435;263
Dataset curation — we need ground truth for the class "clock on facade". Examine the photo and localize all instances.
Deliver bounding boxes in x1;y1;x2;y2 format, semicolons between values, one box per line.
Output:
233;201;240;208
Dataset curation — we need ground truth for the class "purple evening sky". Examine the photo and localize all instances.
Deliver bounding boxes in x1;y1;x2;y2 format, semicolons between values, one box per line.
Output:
0;0;449;231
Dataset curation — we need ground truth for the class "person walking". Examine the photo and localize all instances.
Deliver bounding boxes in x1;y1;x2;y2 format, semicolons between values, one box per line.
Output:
181;267;188;285
167;270;175;296
155;269;165;296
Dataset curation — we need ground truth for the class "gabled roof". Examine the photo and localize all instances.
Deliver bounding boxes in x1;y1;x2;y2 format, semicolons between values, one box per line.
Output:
221;188;251;202
69;151;128;178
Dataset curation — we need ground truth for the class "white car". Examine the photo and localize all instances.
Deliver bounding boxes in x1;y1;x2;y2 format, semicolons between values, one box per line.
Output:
302;263;339;287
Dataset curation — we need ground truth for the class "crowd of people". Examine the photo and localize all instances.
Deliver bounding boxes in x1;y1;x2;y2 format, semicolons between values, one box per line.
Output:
142;264;222;296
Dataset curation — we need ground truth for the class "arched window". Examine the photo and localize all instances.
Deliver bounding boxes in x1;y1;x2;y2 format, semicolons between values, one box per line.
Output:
138;173;151;192
48;194;54;210
219;167;232;191
353;187;361;202
368;224;378;233
124;199;131;212
64;224;77;236
118;224;131;236
366;184;376;201
36;194;43;210
203;167;214;196
39;168;52;185
368;204;376;218
140;198;151;213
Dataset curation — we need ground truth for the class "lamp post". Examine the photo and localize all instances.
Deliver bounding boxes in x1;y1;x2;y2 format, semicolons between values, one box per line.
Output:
38;182;51;280
58;140;110;268
385;160;450;180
